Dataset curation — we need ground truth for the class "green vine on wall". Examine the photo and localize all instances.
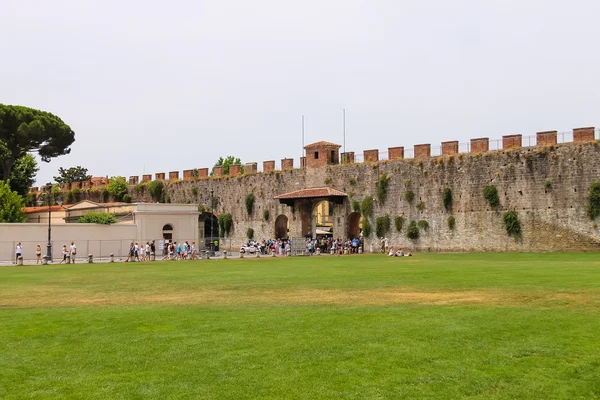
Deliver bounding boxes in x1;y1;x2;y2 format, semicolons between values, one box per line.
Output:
503;211;521;237
352;200;360;213
377;174;390;204
406;220;419;239
483;185;500;207
394;216;405;231
361;196;374;218
405;190;415;204
362;218;372;237
442;188;452;210
245;193;255;215
587;182;600;220
447;216;456;230
375;215;391;238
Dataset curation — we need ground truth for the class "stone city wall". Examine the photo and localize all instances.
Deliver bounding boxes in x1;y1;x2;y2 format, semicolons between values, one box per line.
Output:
32;127;600;252
127;134;600;252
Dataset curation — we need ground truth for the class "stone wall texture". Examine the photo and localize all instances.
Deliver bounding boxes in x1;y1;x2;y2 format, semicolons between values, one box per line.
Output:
128;141;600;252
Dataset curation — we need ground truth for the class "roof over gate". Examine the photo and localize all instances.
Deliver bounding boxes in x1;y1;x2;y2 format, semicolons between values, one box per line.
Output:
274;187;347;203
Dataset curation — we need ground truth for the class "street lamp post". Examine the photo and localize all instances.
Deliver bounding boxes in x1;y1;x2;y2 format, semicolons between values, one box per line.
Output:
37;184;63;262
210;188;214;255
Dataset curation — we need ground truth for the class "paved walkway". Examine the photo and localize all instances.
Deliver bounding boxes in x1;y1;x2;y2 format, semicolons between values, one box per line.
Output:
0;252;304;267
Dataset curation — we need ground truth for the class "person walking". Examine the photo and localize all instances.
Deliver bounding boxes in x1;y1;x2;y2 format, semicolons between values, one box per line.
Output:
69;241;77;263
15;243;23;264
59;245;68;264
36;244;42;264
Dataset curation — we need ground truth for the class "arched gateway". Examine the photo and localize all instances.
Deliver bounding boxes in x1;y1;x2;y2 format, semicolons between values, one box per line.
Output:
273;187;348;239
274;215;289;239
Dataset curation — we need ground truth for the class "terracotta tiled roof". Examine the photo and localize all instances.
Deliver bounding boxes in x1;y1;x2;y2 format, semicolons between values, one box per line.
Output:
23;205;71;213
304;141;342;149
274;187;348;200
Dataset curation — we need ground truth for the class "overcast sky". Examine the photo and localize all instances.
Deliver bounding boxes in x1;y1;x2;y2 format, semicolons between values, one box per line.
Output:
2;0;599;185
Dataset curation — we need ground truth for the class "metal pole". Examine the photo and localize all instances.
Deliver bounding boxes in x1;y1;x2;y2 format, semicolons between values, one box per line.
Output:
210;188;214;255
302;115;305;168
47;186;52;262
343;108;346;159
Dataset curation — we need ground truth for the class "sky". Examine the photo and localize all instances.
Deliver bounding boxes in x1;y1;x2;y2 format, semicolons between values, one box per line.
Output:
1;0;599;185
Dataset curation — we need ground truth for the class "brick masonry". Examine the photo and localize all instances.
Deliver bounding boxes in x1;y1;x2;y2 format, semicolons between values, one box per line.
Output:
503;134;522;149
574;127;595;142
536;131;557;146
471;138;489;153
414;144;431;159
364;149;379;162
229;165;241;177
263;161;275;173
441;141;458;156
388;147;404;160
281;158;294;170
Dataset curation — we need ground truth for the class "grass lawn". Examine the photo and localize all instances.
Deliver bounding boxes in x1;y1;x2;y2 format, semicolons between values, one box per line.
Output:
1;253;599;399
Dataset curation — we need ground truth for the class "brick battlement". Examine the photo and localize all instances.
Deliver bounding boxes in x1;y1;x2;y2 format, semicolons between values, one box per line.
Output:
35;126;597;194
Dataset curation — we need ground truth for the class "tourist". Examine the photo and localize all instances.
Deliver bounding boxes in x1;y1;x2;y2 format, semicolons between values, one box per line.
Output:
150;240;156;260
60;245;68;264
15;242;22;264
125;242;135;262
36;244;42;264
69;241;77;263
191;241;197;260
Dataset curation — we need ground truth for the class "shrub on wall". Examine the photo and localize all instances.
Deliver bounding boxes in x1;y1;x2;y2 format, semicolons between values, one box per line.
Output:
405;190;415;204
483;185;500;207
417;220;429;230
352;200;360;213
394;216;405;232
361;196;374;218
122;194;132;203
406;220;419;239
191;187;198;196
503;211;521;237
416;201;426;211
349;177;357;185
246;227;254;240
66;190;75;204
375;215;391;238
442;188;452;210
78;212;118;224
147;180;164;202
447;216;456;230
324;177;332;185
245;193;255;215
362;218;372;237
377;174;390;204
218;213;233;237
263;209;270;221
587;182;600;220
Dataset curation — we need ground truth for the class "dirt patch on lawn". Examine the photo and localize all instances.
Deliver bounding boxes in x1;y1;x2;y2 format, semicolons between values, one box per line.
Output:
1;287;598;308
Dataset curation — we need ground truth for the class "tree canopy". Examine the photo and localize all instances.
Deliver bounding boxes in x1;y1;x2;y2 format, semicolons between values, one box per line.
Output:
212;156;244;175
0;153;38;196
54;166;92;184
0;104;75;179
0;180;26;223
106;176;128;202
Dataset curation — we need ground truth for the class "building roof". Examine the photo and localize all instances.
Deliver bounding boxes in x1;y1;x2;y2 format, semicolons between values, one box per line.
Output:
274;187;348;200
304;141;342;149
23;205;71;213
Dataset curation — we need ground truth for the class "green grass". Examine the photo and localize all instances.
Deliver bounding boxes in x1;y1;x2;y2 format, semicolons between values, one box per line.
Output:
1;253;600;399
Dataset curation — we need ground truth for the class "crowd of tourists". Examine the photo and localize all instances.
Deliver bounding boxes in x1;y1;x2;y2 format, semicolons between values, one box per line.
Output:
15;241;78;264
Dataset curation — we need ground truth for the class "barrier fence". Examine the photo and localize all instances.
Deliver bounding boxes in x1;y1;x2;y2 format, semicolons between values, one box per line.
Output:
1;237;241;263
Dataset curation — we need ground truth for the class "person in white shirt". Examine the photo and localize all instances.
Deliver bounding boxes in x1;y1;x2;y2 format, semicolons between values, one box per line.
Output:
60;245;68;264
15;243;22;264
69;242;77;263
